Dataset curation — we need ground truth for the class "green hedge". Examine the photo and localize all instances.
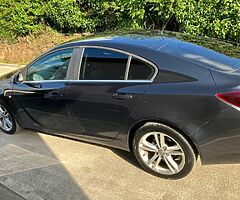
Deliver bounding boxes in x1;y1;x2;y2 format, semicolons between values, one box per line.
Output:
0;0;240;43
0;0;45;40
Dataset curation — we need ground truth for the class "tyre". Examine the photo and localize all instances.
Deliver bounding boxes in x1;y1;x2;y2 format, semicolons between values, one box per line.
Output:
132;122;196;179
0;103;19;135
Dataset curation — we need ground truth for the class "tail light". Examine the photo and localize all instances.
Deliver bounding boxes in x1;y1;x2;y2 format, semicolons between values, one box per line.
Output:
216;91;240;110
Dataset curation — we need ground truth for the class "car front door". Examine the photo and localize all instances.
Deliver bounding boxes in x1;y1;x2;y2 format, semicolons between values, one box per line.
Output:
11;47;76;132
66;47;157;140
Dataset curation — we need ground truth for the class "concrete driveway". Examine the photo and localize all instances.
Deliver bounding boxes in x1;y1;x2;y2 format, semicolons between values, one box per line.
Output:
0;130;239;200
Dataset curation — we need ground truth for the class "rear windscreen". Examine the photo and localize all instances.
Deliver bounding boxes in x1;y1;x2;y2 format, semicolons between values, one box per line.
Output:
159;37;240;72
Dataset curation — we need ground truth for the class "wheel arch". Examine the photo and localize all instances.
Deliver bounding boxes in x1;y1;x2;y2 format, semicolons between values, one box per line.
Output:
127;119;200;158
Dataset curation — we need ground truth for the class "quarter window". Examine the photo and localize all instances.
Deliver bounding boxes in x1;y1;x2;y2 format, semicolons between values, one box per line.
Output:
79;48;128;80
128;57;155;80
26;48;73;81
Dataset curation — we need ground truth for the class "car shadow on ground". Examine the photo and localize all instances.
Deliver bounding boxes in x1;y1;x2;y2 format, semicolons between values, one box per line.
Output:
42;132;143;170
109;148;142;169
37;131;144;170
0;129;89;200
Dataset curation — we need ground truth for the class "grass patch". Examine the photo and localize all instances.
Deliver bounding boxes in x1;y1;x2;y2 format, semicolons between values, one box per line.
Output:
0;28;87;64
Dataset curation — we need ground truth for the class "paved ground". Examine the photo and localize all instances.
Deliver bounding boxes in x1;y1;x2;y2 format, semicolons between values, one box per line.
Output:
0;183;25;200
0;129;239;200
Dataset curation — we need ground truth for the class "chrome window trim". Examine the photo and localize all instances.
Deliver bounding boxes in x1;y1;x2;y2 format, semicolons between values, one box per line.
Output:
124;55;132;80
78;45;158;82
22;80;152;84
21;45;158;84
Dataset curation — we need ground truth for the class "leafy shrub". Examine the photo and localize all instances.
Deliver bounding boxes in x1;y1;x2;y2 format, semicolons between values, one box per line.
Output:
0;0;44;40
175;0;240;42
0;0;240;43
45;0;96;32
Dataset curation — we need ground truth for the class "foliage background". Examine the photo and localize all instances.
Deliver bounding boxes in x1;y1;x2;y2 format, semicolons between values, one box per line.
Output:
0;0;240;43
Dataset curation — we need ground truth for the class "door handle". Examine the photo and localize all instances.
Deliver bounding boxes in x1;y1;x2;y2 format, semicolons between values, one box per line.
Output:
112;93;133;100
45;92;62;100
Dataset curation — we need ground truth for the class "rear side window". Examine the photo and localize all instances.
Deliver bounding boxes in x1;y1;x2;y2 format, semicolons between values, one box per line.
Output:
128;57;155;80
79;48;128;80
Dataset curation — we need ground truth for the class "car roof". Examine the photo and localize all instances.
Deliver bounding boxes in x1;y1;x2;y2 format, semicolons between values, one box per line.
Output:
55;30;240;72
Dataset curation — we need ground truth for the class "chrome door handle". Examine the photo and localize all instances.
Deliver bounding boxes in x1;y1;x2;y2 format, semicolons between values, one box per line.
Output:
112;93;133;100
45;92;62;100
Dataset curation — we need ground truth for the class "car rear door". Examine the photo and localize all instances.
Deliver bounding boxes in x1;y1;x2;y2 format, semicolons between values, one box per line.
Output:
11;47;78;132
66;47;157;140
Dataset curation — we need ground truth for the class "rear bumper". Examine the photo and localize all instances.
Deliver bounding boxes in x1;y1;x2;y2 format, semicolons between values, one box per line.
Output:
191;106;240;164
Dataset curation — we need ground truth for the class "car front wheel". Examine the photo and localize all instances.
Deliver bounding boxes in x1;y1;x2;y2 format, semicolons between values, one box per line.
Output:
133;122;196;179
0;103;18;135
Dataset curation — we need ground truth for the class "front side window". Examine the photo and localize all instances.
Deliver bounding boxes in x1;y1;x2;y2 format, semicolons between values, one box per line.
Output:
79;48;128;80
26;48;74;81
128;57;155;80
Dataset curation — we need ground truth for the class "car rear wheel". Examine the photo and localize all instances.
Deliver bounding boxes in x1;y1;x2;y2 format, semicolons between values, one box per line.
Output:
132;122;196;179
0;103;18;135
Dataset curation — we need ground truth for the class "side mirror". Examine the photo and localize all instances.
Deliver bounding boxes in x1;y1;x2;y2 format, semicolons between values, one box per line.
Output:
18;72;24;82
13;72;24;83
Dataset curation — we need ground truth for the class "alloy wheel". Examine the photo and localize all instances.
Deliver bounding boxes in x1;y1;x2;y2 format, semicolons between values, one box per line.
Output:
0;105;13;132
138;132;185;175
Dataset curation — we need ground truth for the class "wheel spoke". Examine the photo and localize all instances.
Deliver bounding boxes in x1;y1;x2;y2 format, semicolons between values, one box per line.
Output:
154;156;162;169
164;155;179;173
140;140;158;152
149;153;158;164
2;119;7;130
5;117;12;127
0;106;5;114
0;108;4;118
168;151;184;156
167;145;181;151
159;133;166;148
166;145;183;156
154;133;160;149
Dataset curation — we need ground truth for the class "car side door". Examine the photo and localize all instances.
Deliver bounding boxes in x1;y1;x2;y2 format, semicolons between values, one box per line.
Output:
66;47;157;140
11;47;77;132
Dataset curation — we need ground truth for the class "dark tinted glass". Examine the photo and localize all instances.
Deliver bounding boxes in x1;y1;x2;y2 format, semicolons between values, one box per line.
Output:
26;48;73;81
128;57;155;80
79;48;128;80
159;38;240;72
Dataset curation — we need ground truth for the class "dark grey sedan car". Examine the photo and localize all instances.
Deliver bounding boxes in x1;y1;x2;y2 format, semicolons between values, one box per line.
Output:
0;31;240;179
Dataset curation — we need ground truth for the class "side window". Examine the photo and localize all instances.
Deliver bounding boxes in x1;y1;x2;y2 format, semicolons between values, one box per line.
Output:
26;48;74;81
128;57;155;80
79;48;128;80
